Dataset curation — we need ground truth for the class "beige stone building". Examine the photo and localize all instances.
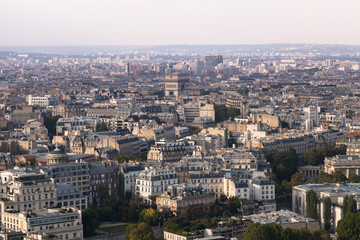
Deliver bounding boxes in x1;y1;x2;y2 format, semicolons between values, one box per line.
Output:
156;184;215;216
1;208;83;240
199;103;215;121
250;113;280;128
147;144;188;162
9;106;41;126
324;155;360;178
52;104;86;118
0;170;57;213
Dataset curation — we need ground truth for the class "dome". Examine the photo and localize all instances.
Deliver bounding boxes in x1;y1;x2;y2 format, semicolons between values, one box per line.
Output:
46;145;68;165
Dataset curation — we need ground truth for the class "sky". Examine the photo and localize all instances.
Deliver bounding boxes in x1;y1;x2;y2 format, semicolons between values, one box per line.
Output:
1;0;360;46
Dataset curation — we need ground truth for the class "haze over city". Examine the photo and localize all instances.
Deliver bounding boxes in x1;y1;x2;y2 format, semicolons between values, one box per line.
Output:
1;0;360;46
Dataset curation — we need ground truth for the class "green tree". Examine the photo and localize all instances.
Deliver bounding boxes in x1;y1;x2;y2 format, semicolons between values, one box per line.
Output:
96;122;108;132
114;155;130;163
265;223;282;240
214;104;239;123
244;223;268;240
343;195;349;216
82;207;100;237
226;107;239;119
332;169;347;183
347;196;357;214
266;148;298;182
140;208;159;226
306;190;318;219
349;173;360;183
290;171;304;186
245;222;330;240
317;172;333;183
303;144;347;166
324;197;331;231
336;212;360;240
97;184;109;204
125;222;155;240
188;126;202;135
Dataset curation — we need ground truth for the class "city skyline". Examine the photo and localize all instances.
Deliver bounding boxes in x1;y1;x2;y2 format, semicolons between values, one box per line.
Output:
1;0;360;46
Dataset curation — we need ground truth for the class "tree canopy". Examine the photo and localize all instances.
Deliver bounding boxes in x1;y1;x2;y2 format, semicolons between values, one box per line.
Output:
244;222;330;240
125;222;155;240
82;207;100;237
337;212;360;240
303;144;346;166
214;104;239;123
266;148;298;183
324;197;331;231
306;190;318;219
96;122;109;132
317;170;347;183
140;208;159;226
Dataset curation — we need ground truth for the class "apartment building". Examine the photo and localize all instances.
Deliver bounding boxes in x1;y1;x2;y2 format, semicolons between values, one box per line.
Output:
156;184;215;216
121;164;144;193
187;172;224;198
1;208;83;240
135;167;178;204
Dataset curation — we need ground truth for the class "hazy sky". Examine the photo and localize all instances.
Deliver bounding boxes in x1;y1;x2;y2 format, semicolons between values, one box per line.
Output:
1;0;360;46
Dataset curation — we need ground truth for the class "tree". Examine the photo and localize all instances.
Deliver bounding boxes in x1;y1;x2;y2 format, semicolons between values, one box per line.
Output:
306;190;318;219
125;222;155;240
140;208;159;226
244;223;269;240
188;126;202;135
347;196;357;214
82;207;100;237
96;184;109;204
336;212;360;240
244;222;327;240
324;197;331;231
332;169;347;183
290;172;304;186
114;155;130;163
317;170;348;184
96;122;108;132
343;195;349;216
317;172;333;183
303;144;347;166
349;173;360;183
214;104;239;123
43;115;62;137
266;148;298;183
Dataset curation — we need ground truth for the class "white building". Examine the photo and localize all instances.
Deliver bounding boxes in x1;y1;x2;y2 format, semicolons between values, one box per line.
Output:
252;176;275;201
121;165;144;193
28;95;59;107
135;167;178;204
303;106;320;129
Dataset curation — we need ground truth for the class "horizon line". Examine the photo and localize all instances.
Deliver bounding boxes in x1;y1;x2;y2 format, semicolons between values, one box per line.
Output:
1;43;360;47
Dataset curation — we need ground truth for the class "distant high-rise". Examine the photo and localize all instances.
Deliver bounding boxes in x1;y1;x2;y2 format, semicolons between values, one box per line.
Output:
204;55;223;70
125;62;130;76
164;73;189;97
191;60;205;75
147;51;151;60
